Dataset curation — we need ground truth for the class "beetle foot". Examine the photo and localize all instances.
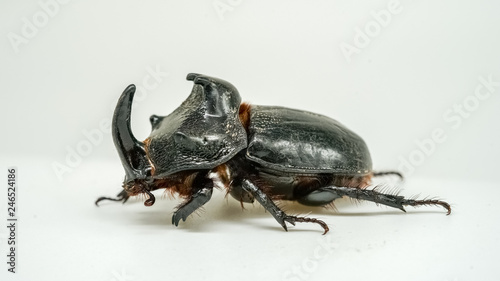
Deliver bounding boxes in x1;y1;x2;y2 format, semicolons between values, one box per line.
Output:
281;215;330;235
95;190;129;206
404;198;452;215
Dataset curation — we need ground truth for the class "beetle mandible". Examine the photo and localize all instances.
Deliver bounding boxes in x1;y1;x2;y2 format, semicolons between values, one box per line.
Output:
96;73;451;234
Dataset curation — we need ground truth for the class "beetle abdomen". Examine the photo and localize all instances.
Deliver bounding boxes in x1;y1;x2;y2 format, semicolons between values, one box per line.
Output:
246;105;372;175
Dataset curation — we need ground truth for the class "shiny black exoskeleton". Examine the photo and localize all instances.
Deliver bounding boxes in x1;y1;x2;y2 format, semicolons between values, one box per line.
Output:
96;73;451;234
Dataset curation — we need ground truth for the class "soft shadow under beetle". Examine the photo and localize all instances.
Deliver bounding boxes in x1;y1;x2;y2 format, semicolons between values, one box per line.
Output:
96;73;451;234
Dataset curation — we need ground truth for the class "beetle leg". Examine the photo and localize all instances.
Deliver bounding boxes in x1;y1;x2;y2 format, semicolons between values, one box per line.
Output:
228;184;255;204
372;171;404;180
242;179;329;234
95;190;129;206
297;187;343;206
172;185;213;226
322;186;451;215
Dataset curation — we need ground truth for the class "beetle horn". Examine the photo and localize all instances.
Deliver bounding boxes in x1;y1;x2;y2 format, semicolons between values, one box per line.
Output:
186;73;226;117
112;84;151;182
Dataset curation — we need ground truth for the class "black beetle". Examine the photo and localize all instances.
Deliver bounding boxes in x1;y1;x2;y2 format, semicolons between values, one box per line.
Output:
96;73;451;234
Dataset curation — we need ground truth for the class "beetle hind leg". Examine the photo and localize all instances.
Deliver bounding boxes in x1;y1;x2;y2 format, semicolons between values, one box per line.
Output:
296;187;343;207
320;186;451;215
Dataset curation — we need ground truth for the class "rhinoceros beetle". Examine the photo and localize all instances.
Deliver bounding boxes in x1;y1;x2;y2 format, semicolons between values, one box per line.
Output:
96;73;451;234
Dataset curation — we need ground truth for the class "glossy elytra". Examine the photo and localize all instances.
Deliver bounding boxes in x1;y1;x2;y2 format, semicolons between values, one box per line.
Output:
96;73;451;234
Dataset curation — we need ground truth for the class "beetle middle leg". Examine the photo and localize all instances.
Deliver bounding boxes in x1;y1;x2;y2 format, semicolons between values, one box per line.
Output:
171;172;214;226
241;179;329;234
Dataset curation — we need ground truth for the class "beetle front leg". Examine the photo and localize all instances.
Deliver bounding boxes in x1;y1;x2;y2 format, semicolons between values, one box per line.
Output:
95;190;129;206
242;179;329;234
172;179;214;226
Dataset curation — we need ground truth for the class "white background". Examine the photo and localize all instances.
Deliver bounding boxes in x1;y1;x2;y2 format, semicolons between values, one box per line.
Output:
1;1;500;280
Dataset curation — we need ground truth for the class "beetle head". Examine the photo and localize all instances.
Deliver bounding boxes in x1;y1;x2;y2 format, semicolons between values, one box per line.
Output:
112;85;155;204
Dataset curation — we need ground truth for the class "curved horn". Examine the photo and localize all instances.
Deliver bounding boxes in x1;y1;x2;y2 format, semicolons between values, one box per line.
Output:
112;85;151;182
192;75;223;117
187;73;240;117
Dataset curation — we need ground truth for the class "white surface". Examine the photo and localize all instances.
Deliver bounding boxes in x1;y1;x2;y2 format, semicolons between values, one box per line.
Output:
1;1;500;281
